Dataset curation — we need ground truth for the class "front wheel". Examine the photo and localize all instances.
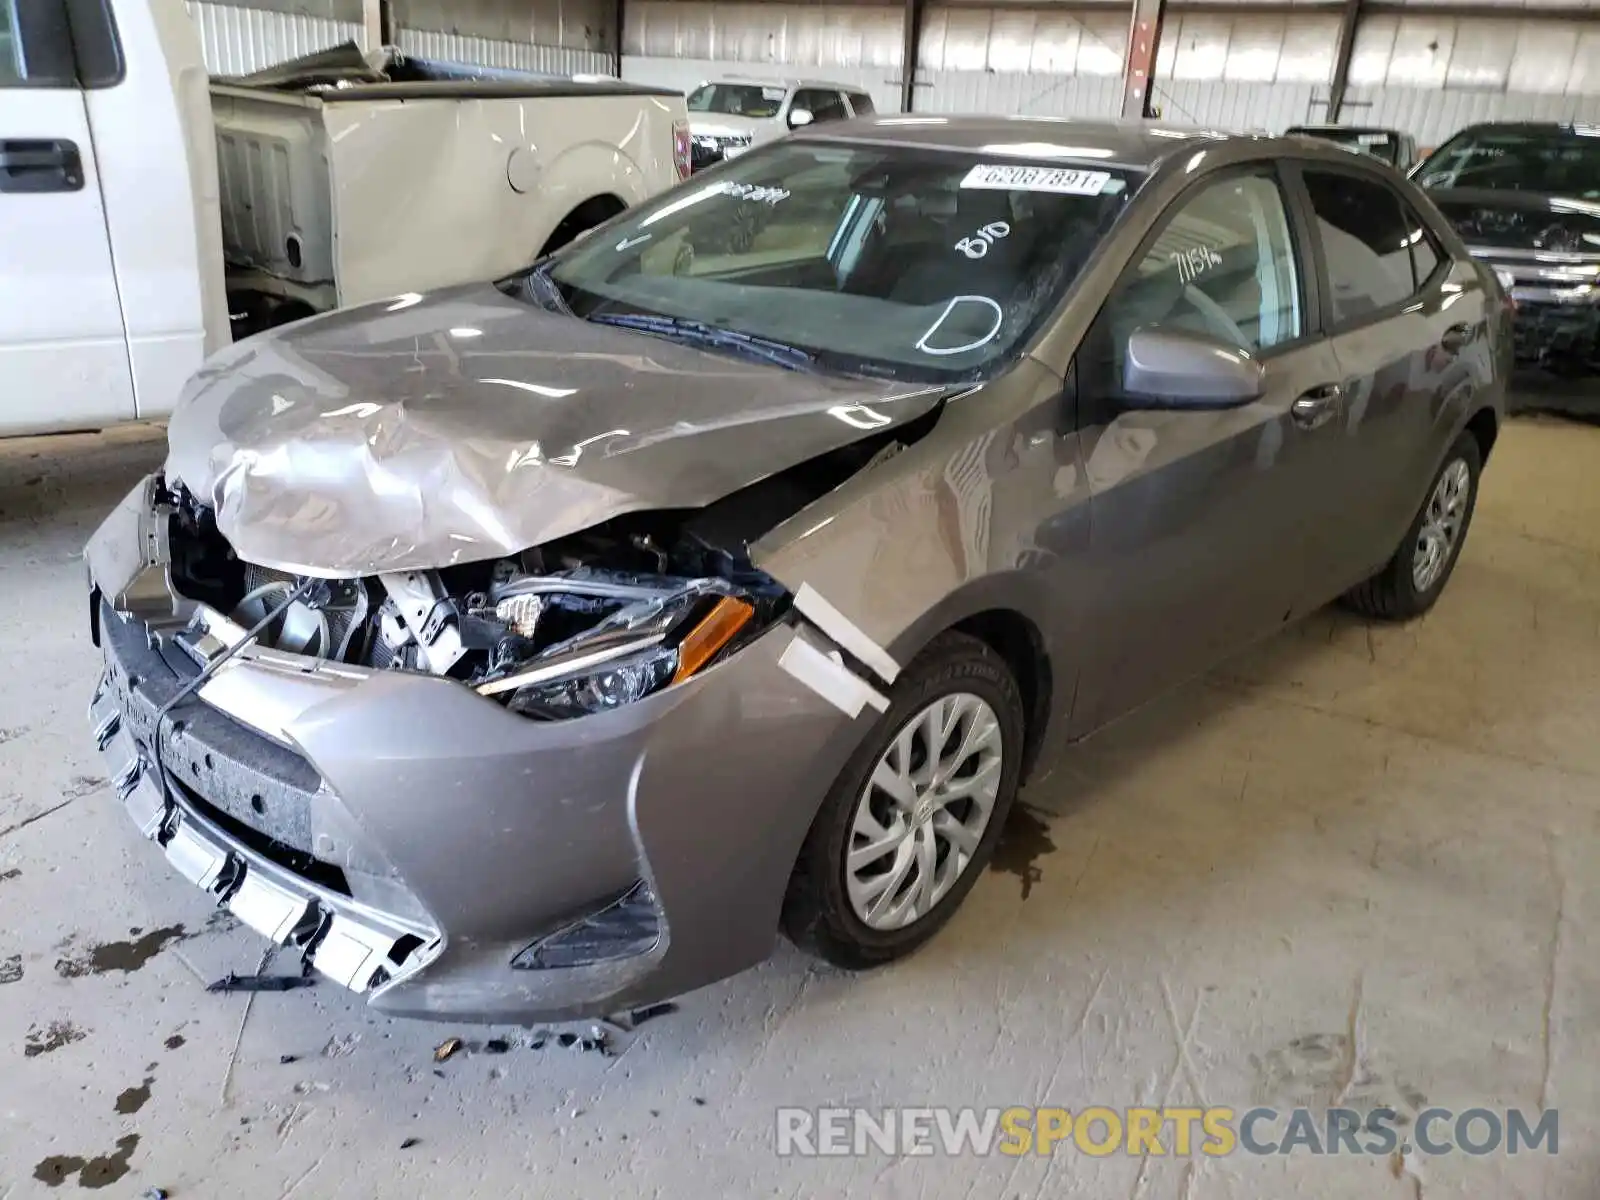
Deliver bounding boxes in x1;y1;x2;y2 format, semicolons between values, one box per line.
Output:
1342;431;1481;621
781;632;1025;969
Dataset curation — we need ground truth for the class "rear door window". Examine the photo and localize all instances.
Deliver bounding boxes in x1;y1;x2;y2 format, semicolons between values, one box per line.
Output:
848;92;876;116
1302;170;1415;324
794;88;848;125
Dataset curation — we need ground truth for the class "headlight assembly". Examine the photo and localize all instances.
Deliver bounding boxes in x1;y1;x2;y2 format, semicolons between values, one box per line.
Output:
476;591;757;719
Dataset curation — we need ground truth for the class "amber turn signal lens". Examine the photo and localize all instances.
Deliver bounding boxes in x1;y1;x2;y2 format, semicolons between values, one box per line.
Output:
673;596;755;684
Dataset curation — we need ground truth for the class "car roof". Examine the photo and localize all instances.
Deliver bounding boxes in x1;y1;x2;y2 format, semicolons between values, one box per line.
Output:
790;115;1255;171
1287;124;1402;135
708;76;864;92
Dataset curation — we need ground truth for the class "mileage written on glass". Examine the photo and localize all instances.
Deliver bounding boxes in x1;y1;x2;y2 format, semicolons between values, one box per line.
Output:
960;164;1115;195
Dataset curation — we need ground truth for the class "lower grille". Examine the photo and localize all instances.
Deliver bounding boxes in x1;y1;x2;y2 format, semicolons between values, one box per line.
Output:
1514;301;1600;370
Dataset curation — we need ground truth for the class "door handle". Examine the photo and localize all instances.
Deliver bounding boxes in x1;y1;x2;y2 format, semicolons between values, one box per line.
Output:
0;139;84;193
1439;322;1473;354
1291;383;1341;430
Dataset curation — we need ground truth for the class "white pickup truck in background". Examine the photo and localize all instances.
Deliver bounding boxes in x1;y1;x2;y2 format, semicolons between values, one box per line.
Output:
0;0;690;438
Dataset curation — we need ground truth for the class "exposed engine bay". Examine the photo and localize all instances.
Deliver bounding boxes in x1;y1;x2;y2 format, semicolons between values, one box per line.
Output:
158;419;922;720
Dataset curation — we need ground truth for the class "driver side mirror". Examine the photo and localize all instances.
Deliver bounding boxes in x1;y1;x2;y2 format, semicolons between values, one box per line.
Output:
1122;328;1264;410
788;107;814;129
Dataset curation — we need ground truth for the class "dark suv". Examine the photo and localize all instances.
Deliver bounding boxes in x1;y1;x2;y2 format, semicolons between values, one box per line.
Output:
1415;122;1600;375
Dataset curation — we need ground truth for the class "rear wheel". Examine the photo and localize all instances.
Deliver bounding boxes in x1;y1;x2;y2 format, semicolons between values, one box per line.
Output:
782;632;1025;969
1342;431;1481;621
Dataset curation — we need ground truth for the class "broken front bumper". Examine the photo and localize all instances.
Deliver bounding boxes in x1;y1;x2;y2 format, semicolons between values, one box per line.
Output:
1471;249;1600;372
84;477;871;1022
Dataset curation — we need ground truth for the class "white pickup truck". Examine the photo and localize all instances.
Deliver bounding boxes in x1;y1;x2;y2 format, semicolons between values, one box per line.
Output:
0;0;689;437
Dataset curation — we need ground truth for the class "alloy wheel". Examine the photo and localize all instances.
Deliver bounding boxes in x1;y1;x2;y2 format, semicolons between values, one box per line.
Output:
844;692;1005;931
1412;458;1471;594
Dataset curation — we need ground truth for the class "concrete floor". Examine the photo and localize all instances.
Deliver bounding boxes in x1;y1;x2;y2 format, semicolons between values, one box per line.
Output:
3;416;1599;1198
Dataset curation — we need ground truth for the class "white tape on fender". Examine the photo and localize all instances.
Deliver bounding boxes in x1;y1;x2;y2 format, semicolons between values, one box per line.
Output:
793;584;900;684
778;633;889;718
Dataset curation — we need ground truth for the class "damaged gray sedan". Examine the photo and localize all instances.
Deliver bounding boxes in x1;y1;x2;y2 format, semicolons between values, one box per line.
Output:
85;117;1510;1022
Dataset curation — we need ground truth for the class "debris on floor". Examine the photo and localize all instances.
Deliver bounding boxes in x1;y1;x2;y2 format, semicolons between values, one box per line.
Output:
205;972;315;994
433;1036;463;1063
400;1137;421;1150
625;1001;679;1028
321;1032;360;1057
23;1019;87;1058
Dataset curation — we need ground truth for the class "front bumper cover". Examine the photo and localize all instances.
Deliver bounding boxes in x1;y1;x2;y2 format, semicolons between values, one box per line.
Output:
84;477;873;1022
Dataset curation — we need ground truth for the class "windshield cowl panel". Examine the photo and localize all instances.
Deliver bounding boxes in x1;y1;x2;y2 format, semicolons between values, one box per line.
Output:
535;141;1142;385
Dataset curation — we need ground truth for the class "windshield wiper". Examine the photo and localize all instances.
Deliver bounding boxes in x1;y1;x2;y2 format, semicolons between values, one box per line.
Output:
586;312;816;372
522;261;573;315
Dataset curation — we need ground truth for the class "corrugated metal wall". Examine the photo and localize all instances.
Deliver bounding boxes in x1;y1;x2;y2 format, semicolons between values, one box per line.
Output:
621;1;904;111
186;0;610;77
621;1;1600;144
397;28;611;74
185;1;363;76
393;0;613;52
186;0;1600;144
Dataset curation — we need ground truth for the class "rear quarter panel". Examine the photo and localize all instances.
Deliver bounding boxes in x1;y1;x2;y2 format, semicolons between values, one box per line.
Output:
323;93;686;306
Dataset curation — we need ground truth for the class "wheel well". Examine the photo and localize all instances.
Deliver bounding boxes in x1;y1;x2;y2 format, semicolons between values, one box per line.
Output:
953;610;1052;783
539;194;628;256
1466;407;1499;465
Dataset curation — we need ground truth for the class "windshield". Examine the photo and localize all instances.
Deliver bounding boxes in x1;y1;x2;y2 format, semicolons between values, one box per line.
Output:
687;83;785;119
1415;126;1600;198
534;140;1139;383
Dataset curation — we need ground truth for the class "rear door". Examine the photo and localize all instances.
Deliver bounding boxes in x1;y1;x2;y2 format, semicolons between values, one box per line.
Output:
1073;164;1344;733
0;0;135;434
1293;164;1484;598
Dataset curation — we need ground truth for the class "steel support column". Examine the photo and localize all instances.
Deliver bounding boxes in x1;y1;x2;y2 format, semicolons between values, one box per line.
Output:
900;0;925;113
614;0;627;77
1326;0;1362;122
1120;0;1167;120
362;0;383;52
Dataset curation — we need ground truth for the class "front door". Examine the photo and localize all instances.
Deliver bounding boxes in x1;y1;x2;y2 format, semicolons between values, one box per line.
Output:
1073;166;1344;735
0;4;134;435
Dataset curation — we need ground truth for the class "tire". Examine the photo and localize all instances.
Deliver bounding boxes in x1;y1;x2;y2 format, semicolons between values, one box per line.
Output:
1342;431;1482;621
781;631;1026;970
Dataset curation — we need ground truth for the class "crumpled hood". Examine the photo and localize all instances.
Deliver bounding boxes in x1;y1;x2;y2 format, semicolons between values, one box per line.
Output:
165;284;941;577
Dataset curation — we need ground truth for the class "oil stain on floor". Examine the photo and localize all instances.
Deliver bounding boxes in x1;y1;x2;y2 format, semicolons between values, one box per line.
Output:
55;925;186;978
34;1134;140;1190
989;802;1057;900
115;1075;155;1115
